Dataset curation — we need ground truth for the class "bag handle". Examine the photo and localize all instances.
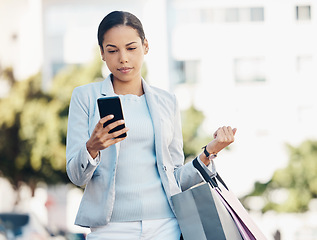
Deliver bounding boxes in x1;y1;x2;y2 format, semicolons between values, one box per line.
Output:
193;157;229;191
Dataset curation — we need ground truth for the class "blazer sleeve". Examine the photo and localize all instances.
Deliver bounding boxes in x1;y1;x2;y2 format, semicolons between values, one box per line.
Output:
168;96;198;190
66;86;99;186
171;96;216;191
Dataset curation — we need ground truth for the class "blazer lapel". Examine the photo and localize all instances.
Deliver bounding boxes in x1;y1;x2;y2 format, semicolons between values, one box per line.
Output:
142;80;163;165
142;80;172;201
100;74;116;97
98;75;120;157
90;75;116;134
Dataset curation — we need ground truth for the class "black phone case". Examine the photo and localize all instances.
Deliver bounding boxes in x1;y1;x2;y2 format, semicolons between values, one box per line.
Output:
97;96;127;138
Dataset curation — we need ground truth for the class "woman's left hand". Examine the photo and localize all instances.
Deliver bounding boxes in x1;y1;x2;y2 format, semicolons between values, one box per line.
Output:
200;126;237;166
207;126;237;154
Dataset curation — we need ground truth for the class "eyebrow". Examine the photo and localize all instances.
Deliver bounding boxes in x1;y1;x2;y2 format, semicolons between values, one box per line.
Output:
105;41;137;48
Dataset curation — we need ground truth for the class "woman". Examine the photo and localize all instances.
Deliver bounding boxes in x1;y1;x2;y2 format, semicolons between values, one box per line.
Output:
66;11;237;240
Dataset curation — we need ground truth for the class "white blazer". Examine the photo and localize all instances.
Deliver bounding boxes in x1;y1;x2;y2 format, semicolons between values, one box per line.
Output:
66;75;213;227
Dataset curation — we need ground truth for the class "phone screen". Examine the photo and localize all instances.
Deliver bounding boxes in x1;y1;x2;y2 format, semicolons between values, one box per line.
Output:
97;96;127;138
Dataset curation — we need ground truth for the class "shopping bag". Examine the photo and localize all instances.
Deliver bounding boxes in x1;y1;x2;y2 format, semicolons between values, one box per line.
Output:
172;182;244;240
192;158;267;240
215;189;257;240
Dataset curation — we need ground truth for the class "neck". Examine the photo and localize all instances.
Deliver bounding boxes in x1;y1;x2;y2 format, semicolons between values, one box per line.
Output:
112;77;144;96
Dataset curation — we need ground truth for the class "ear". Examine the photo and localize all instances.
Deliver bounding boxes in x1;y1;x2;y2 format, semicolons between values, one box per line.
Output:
143;38;149;55
99;45;105;61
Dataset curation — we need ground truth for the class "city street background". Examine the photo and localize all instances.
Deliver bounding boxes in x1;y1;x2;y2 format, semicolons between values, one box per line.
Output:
1;0;317;239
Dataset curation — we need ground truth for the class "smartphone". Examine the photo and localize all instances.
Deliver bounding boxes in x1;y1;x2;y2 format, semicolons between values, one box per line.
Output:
97;96;127;138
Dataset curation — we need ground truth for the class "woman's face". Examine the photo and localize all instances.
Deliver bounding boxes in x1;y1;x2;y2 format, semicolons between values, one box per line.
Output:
100;25;148;84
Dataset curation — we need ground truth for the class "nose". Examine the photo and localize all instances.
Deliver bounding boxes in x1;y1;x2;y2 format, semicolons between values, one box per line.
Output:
119;51;128;63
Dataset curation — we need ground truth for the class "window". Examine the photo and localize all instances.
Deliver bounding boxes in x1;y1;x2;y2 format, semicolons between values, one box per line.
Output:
234;57;266;83
52;61;66;77
201;9;215;23
175;9;202;25
296;5;311;21
250;7;265;22
201;7;264;23
225;8;239;22
296;55;313;81
180;7;265;25
174;60;200;84
297;55;313;73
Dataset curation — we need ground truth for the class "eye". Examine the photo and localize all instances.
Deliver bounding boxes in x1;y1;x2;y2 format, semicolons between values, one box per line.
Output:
107;50;118;53
127;47;136;51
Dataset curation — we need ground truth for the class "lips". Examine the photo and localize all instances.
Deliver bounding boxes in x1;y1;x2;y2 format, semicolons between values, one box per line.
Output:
118;67;132;74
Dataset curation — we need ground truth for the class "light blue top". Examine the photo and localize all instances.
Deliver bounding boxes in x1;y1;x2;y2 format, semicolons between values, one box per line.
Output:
110;94;174;221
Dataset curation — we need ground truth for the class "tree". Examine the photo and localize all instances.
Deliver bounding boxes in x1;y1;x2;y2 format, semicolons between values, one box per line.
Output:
242;140;317;213
181;105;210;162
0;56;103;195
0;51;208;198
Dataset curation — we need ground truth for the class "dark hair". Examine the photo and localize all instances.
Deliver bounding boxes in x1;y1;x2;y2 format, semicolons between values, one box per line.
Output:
98;11;145;51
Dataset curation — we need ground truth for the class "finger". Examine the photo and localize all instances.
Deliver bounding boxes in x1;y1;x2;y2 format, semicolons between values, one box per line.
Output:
222;126;230;135
213;127;221;139
105;119;125;133
109;127;129;139
226;126;234;137
98;115;114;128
221;126;233;142
232;128;237;135
107;135;127;146
225;126;235;142
99;129;128;149
213;131;217;139
216;127;227;142
227;126;233;134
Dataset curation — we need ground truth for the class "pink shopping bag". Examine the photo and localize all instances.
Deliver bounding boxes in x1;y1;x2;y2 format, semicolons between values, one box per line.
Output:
193;158;268;240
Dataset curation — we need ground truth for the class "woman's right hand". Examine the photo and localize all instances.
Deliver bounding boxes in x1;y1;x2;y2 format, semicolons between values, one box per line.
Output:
86;115;129;158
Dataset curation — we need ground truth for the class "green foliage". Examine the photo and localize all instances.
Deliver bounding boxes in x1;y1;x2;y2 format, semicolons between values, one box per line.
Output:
181;105;209;161
243;140;317;213
0;56;103;189
141;62;148;81
0;52;206;192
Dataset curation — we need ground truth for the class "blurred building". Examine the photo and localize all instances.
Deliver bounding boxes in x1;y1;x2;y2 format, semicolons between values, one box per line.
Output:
167;0;317;240
41;0;170;90
166;1;317;238
166;0;317;193
0;0;42;96
0;0;169;91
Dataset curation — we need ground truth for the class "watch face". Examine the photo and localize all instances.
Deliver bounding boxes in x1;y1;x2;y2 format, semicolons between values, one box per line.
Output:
209;154;217;160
